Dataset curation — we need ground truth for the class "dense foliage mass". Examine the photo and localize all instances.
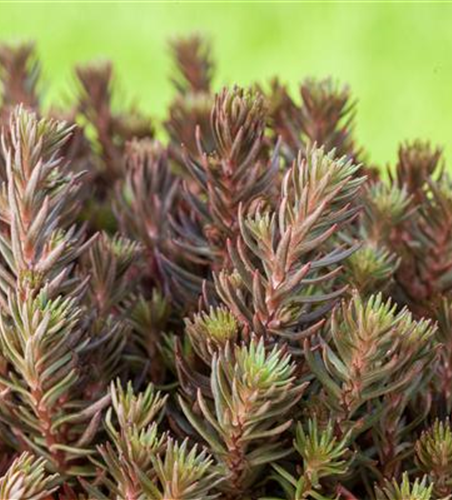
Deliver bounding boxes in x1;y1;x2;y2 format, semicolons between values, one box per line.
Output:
0;36;450;500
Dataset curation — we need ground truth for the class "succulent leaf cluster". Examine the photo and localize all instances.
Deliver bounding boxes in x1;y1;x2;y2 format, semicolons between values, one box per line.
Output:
0;35;450;500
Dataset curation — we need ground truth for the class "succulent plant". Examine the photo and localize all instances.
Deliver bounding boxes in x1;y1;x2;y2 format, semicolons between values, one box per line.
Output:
0;36;449;500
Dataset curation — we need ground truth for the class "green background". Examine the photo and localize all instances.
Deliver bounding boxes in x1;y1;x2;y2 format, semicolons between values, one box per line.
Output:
0;2;450;166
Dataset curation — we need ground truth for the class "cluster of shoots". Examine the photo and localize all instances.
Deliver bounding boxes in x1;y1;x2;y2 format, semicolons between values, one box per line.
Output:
0;35;451;500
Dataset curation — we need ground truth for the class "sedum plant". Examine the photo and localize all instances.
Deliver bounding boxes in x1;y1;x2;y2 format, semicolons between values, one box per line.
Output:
267;418;352;500
0;34;450;500
374;474;435;500
415;420;452;497
0;452;58;500
179;338;307;497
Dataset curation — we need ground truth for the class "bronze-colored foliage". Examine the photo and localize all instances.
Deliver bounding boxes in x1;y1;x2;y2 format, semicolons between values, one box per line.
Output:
0;34;449;500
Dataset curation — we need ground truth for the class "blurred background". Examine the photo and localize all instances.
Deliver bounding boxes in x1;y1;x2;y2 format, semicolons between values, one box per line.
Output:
0;2;451;166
